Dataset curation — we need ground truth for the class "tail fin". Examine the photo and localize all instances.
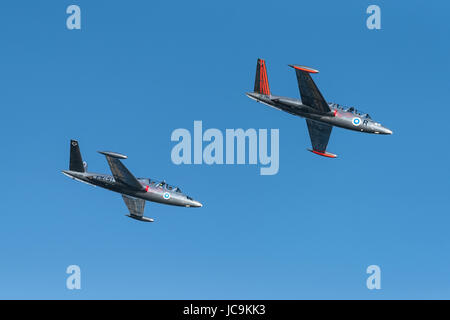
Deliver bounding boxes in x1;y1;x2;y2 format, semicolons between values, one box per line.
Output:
69;140;86;172
254;58;271;95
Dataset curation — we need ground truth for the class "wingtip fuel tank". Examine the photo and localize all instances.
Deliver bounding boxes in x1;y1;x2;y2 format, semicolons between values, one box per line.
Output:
98;151;128;159
126;214;155;222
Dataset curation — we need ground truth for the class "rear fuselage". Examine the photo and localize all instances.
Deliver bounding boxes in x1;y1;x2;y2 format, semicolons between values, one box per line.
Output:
246;92;392;135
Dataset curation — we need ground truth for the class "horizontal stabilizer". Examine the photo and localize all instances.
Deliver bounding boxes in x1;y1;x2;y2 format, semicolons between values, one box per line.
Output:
62;170;96;187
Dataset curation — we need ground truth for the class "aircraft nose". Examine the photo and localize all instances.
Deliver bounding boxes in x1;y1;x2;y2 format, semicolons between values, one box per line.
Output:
192;200;203;208
382;127;393;135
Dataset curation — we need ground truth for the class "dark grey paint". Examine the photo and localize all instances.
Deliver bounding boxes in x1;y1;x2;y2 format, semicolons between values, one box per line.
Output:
62;140;202;223
246;61;393;157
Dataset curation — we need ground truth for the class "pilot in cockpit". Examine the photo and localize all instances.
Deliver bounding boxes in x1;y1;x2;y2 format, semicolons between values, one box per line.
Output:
156;181;166;189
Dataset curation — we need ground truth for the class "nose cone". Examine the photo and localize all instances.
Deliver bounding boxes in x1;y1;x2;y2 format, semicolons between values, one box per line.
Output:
191;200;203;208
382;127;393;135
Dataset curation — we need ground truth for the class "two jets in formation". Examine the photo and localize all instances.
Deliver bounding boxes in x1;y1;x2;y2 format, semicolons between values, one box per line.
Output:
63;59;392;221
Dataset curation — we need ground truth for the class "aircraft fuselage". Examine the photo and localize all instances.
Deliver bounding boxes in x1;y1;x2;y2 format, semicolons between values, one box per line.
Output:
246;92;392;135
61;170;202;208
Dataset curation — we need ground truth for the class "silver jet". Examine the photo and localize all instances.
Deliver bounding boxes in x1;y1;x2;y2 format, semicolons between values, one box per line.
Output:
62;140;202;222
246;59;393;158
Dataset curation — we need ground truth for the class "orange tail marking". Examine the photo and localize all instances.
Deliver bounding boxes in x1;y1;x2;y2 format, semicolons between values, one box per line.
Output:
260;60;270;95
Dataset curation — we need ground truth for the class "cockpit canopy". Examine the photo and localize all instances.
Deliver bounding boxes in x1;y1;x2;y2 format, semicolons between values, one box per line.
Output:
138;178;183;194
328;102;372;119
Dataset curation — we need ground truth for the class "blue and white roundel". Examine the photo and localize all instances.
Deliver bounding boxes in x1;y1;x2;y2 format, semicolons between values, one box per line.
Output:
352;117;361;126
163;192;171;200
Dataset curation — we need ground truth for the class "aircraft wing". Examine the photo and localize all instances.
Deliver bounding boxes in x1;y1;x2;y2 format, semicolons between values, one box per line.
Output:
306;119;337;158
99;151;145;190
122;195;145;217
289;65;331;114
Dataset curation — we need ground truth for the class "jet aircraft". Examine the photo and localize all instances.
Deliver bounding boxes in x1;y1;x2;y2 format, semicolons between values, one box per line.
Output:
62;140;202;222
246;59;392;158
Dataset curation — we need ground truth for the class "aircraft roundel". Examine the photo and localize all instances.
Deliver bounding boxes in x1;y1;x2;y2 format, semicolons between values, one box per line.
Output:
163;192;171;200
352;117;362;126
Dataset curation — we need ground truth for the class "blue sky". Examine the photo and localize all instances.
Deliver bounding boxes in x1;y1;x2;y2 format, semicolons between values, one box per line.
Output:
0;0;449;299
